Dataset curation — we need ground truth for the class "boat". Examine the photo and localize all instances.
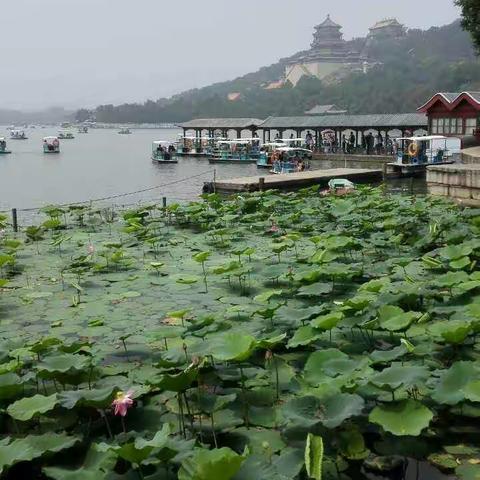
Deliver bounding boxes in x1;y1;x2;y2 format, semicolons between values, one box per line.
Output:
176;135;219;157
256;142;288;168
77;126;88;134
0;138;12;154
43;136;60;153
386;135;458;178
10;129;28;140
58;130;75;139
151;141;178;164
267;147;313;174
208;138;262;164
118;127;132;135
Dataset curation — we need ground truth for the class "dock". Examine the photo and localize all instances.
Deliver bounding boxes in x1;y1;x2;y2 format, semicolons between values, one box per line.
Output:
204;168;382;194
386;161;455;178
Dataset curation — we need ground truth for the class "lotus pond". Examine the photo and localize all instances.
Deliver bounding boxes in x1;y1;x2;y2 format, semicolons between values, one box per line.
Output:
1;187;480;480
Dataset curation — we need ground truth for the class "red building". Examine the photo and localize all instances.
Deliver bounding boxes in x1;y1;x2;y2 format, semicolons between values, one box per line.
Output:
418;92;480;145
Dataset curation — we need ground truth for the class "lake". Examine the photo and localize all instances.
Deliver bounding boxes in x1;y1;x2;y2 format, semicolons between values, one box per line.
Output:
0;127;426;217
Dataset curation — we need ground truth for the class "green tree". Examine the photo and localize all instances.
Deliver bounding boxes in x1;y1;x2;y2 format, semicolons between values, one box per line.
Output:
456;0;480;54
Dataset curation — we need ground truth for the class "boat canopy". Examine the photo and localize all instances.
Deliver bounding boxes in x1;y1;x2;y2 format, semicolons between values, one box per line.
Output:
398;135;448;142
280;138;304;142
264;142;287;147
44;136;59;141
0;137;5;141
275;147;312;153
153;140;174;145
218;140;254;145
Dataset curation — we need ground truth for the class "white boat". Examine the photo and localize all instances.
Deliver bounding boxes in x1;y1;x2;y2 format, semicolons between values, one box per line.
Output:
43;136;60;154
58;130;75;139
151;141;178;163
118;127;132;135
209;138;262;164
10;129;28;140
77;126;88;134
0;138;12;154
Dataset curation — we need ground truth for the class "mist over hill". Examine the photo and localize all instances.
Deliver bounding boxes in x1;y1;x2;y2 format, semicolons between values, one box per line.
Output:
79;19;480;124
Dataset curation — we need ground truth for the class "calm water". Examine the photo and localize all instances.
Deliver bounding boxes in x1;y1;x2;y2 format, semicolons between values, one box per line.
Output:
0;127;426;215
0;127;258;212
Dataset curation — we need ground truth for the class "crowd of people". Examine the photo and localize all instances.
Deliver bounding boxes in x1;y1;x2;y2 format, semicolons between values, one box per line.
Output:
156;143;176;160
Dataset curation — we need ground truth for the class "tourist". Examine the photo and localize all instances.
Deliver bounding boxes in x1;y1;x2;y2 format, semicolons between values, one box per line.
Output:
305;131;313;150
349;132;356;153
366;132;374;155
342;135;347;154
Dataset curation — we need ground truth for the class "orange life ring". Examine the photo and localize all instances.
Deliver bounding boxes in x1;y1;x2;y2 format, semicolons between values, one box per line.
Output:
408;142;419;157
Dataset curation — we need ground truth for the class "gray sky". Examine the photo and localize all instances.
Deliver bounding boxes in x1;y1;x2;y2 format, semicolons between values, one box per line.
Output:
0;0;461;110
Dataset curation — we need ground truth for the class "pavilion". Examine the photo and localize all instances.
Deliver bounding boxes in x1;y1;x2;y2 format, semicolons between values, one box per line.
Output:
177;118;264;140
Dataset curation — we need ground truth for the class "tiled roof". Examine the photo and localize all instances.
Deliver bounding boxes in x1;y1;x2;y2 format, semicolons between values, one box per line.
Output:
316;15;341;29
260;113;427;129
417;92;480;111
177;118;264;129
305;104;347;115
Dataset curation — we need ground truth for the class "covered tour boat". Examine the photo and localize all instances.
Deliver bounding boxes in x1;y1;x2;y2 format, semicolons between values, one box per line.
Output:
10;130;28;140
43;136;60;154
151;141;178;164
78;126;89;134
0;138;12;154
208;138;262;164
386;135;459;178
58;130;75;139
118;127;132;135
269;147;313;174
176;135;218;157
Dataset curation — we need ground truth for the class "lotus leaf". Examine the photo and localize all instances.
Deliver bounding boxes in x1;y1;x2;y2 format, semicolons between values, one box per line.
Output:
338;427;370;460
456;463;480;480
465;381;480;403
370;364;430;390
369;400;433;436
43;443;117;480
311;312;343;331
322;393;365;429
7;393;58;422
178;447;244;480
58;387;117;409
378;305;419;332
304;433;323;480
429;320;472;344
0;433;80;474
0;373;23;400
432;362;480;405
287;326;322;348
210;334;256;362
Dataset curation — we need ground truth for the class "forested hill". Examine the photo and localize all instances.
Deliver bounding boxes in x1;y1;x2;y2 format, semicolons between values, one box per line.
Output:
80;20;480;124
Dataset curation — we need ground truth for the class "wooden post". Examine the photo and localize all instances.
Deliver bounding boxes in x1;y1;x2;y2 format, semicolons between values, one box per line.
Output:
382;162;387;182
11;208;18;233
162;197;167;208
259;177;265;192
213;169;217;194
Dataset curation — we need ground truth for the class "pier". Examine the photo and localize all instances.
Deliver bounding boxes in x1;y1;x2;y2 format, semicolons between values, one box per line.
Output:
204;168;383;194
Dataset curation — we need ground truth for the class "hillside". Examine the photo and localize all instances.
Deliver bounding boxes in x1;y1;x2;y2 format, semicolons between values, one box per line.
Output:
82;20;480;123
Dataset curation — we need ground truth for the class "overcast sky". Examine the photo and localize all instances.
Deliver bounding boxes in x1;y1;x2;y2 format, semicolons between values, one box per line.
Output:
0;0;461;110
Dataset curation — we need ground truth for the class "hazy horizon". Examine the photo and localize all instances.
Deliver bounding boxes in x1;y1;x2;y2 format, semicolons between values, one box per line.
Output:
1;0;461;111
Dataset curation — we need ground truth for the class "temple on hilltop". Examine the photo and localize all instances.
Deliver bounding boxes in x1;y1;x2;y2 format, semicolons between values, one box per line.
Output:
285;15;367;87
368;18;406;41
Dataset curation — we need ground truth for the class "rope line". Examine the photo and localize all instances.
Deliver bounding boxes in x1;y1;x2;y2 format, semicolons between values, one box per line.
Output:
8;170;214;213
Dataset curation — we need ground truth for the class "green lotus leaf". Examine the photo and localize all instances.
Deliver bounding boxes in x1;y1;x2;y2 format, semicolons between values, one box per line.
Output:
254;290;283;304
0;373;23;400
434;271;470;287
370;364;430;390
287;326;322;348
256;333;287;350
43;443;117;480
311;312;344;331
154;368;198;393
304;433;323;480
456;463;480;480
113;424;171;465
378;305;419;332
282;396;322;428
229;427;286;455
338;427;370;460
37;354;90;374
429;320;472;344
7;393;58;422
465;381;480;403
193;251;211;263
210;333;256;362
439;244;473;261
178;447;244;480
370;345;409;365
58;387;117;409
369;400;433;436
297;283;333;297
427;453;459;471
0;433;80;474
450;257;471;270
432;362;480;405
321;393;365;428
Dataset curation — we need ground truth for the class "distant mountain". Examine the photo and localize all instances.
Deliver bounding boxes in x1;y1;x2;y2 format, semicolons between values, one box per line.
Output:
82;19;480;123
0;107;74;125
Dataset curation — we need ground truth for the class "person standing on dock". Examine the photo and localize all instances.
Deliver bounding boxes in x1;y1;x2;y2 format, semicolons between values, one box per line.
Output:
349;132;356;154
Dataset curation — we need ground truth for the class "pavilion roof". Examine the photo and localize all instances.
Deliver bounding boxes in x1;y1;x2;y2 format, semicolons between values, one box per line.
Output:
260;113;427;129
316;15;341;29
418;92;480;112
177;118;265;129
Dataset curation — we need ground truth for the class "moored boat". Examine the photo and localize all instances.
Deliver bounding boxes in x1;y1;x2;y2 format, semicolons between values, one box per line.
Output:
267;147;313;174
0;138;12;154
151;141;178;164
10;129;28;140
43;136;60;153
58;129;75;139
118;127;132;135
208;138;262;164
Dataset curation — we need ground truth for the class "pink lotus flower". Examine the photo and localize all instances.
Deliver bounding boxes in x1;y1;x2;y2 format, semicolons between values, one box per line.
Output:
112;390;134;417
87;244;95;255
268;223;279;234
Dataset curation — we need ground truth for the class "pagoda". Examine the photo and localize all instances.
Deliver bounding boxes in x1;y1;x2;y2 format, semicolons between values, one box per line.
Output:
285;15;365;86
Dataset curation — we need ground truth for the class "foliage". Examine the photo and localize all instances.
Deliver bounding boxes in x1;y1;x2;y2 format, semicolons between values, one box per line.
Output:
456;0;480;54
0;187;479;478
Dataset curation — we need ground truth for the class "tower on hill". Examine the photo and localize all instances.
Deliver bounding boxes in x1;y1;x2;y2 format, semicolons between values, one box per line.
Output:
285;15;366;87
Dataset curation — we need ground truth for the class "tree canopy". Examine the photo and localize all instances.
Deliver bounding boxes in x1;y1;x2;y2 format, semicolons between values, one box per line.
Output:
456;0;480;54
